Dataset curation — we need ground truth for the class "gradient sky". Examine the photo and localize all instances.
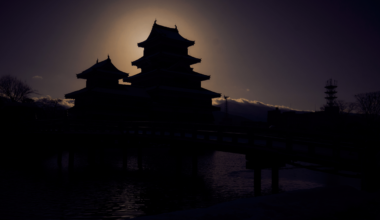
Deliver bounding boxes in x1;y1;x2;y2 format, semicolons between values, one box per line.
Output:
1;0;380;111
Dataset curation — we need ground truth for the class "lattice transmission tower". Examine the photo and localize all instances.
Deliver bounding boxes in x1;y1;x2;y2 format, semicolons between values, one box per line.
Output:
325;78;337;108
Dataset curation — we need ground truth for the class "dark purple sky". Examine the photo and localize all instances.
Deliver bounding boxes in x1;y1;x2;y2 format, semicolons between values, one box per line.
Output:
1;0;380;111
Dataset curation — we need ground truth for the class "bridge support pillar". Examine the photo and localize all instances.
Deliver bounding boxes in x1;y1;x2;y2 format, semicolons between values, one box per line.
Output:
271;166;279;194
122;147;128;170
266;138;273;148
86;136;105;170
248;130;255;145
192;153;198;177
172;146;183;176
286;134;292;152
247;152;287;196
68;148;74;174
57;147;62;173
254;167;261;196
137;146;143;171
308;143;315;155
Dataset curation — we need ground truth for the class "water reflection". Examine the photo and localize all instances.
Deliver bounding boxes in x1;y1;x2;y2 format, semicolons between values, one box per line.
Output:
0;145;361;219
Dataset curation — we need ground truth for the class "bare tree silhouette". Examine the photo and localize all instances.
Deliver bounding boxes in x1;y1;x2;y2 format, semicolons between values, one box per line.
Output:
334;100;347;113
319;104;328;111
355;91;380;123
346;102;358;114
320;100;357;114
0;74;38;102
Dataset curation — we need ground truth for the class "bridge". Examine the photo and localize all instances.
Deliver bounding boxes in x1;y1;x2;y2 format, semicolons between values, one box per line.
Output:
12;118;380;195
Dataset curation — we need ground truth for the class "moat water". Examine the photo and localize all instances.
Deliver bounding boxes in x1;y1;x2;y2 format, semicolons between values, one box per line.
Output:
0;145;361;219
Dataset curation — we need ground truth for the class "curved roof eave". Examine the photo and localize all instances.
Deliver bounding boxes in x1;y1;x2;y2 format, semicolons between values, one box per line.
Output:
77;58;129;79
131;52;201;67
124;69;210;83
137;38;194;48
145;85;221;97
137;23;195;47
77;70;128;79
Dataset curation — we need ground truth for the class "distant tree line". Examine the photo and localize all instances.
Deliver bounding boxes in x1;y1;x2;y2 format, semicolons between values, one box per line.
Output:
320;100;357;114
0;74;38;102
320;90;380;125
33;97;68;119
0;74;67;120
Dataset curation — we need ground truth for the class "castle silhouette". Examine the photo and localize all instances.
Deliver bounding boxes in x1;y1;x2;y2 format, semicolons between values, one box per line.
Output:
65;21;221;122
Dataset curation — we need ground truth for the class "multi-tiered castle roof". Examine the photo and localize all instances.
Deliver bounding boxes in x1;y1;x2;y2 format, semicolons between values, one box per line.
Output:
65;21;220;122
124;21;220;122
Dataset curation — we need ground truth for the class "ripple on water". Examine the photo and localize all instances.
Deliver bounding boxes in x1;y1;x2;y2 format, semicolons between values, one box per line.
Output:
0;147;361;219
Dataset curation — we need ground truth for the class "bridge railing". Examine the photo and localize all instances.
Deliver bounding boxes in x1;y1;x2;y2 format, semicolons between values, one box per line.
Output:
32;119;360;140
31;119;362;151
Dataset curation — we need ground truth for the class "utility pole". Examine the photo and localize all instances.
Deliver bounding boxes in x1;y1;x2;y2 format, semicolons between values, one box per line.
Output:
224;95;229;118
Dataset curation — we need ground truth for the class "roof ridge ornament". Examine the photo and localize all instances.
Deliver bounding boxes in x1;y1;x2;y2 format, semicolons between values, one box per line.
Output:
154;19;157;24
108;54;110;60
175;24;177;30
96;58;98;64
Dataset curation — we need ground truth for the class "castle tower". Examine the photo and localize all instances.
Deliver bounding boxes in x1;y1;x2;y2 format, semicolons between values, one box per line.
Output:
124;22;221;122
65;56;150;120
